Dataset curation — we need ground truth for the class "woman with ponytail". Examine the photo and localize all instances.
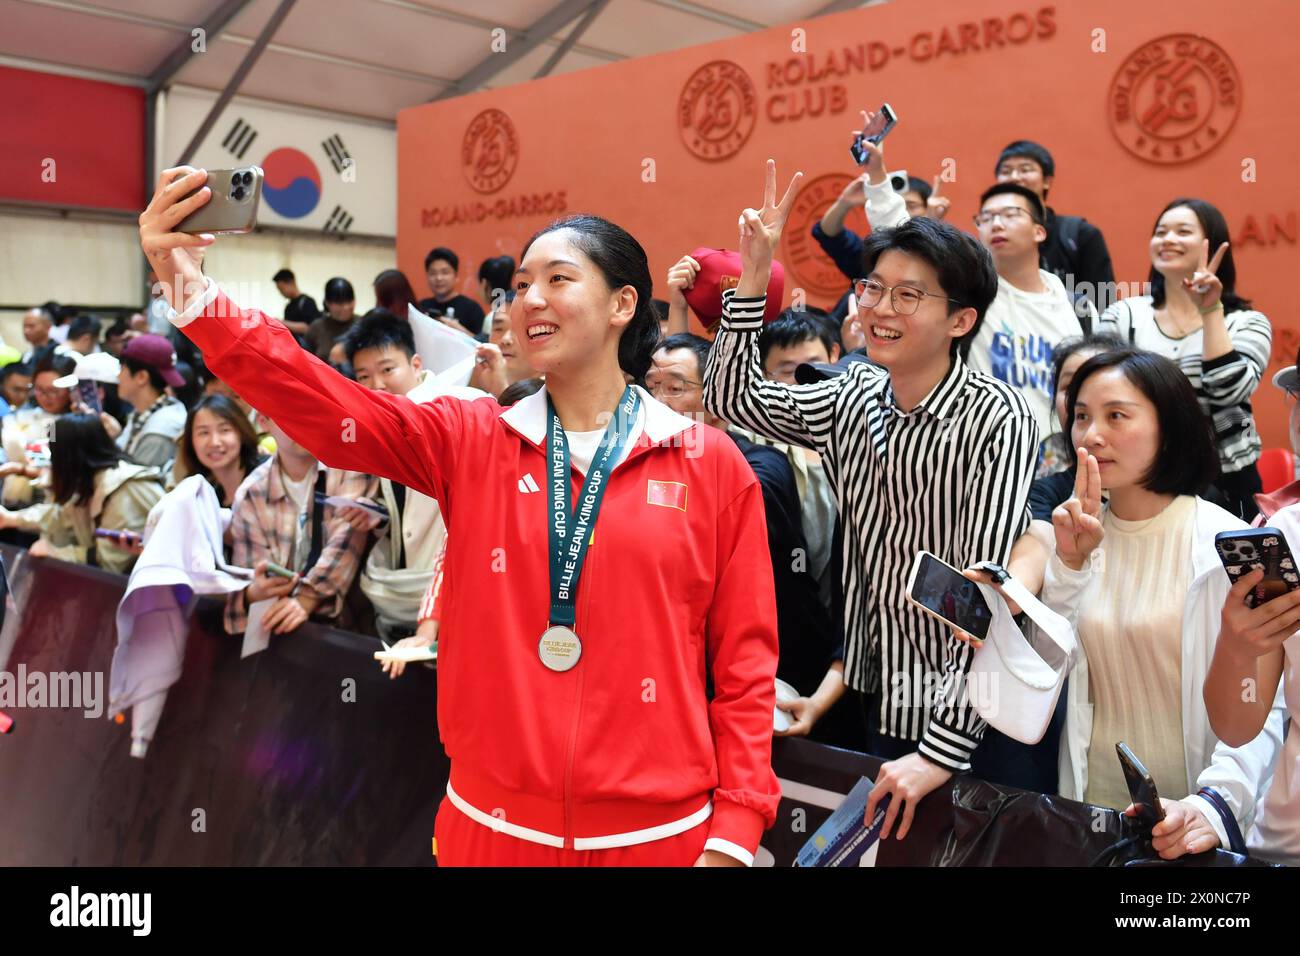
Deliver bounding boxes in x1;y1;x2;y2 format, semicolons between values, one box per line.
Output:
138;166;781;867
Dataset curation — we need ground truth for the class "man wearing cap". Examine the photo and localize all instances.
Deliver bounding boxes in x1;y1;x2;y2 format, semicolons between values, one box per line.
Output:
113;334;188;470
1251;351;1300;524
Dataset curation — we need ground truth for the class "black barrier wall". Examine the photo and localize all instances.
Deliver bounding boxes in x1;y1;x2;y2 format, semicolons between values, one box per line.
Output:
0;548;1275;867
0;546;447;865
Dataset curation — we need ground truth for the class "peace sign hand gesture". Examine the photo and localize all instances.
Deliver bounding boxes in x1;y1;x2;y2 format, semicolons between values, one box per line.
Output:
738;159;803;272
926;175;951;220
1052;447;1104;571
1182;239;1229;313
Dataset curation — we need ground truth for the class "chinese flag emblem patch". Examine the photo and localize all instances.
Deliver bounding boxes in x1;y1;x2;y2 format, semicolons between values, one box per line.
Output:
646;479;688;512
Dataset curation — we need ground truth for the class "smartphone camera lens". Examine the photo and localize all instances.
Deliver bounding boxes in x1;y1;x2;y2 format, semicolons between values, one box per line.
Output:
241;171;253;185
232;186;246;201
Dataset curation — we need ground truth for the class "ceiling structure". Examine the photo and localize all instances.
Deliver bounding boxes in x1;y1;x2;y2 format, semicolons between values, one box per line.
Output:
2;0;887;124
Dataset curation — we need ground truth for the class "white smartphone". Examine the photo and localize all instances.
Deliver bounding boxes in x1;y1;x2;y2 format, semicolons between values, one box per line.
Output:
904;551;993;641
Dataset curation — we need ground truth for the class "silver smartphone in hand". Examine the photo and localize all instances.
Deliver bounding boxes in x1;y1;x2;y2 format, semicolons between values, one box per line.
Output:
175;166;263;235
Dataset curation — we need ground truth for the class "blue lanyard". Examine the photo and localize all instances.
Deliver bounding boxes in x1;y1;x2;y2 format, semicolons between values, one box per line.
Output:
547;386;640;628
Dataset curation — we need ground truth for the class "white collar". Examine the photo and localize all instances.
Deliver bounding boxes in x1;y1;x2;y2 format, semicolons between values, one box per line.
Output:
500;384;696;448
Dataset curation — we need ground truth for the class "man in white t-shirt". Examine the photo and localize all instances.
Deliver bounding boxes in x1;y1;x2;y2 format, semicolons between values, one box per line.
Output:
971;182;1093;453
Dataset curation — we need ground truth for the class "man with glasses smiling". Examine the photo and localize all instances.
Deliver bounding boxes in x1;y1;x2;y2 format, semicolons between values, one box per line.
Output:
706;167;1039;836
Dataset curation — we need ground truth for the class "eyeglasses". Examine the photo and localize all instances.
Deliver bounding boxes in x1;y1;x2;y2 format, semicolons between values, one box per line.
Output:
853;278;962;316
973;207;1032;228
646;377;702;399
33;385;65;399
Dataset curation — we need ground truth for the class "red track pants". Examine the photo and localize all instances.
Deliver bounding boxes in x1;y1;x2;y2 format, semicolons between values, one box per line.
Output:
433;795;711;867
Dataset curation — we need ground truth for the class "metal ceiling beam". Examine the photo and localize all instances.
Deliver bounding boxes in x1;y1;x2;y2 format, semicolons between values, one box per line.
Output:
174;0;298;166
431;0;598;101
376;0;624;64
146;0;257;93
646;0;763;31
533;0;610;79
813;0;887;17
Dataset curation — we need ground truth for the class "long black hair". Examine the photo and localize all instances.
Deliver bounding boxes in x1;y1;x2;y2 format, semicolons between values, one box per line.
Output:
520;214;661;382
50;413;133;504
1148;198;1251;313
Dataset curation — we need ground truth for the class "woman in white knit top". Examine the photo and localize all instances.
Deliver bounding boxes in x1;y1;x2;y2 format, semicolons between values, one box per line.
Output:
1038;349;1285;860
1098;198;1271;521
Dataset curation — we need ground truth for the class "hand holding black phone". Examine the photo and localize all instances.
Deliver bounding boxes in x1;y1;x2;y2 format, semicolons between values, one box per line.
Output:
1116;741;1165;827
1214;527;1300;608
850;104;898;165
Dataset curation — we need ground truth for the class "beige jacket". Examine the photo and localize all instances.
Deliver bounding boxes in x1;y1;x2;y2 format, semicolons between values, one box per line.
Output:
39;462;166;574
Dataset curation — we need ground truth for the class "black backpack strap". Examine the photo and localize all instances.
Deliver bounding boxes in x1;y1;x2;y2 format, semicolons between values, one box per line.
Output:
1057;214;1083;254
304;468;328;572
1071;291;1093;336
390;480;408;569
1125;301;1136;345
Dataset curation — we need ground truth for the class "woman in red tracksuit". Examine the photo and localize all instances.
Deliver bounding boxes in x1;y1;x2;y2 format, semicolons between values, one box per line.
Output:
139;165;785;867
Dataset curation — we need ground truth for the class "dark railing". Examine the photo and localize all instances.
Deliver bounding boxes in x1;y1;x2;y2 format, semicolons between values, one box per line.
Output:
0;545;1272;867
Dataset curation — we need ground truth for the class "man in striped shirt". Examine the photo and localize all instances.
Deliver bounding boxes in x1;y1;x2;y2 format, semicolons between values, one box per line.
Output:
704;162;1039;838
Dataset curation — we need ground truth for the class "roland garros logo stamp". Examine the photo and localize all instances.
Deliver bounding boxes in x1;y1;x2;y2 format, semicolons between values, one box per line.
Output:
678;60;758;161
462;108;520;194
1108;34;1241;165
782;173;868;300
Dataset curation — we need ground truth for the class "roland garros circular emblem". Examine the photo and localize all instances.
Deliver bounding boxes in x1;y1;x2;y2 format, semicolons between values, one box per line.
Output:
678;60;758;161
1107;34;1240;165
781;173;868;300
462;108;519;194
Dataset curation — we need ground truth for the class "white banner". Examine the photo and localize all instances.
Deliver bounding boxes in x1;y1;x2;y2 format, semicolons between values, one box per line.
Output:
161;87;396;237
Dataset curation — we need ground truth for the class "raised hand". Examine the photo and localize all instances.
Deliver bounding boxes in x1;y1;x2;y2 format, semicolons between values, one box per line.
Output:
1218;567;1300;663
138;166;216;312
665;254;701;305
1052;447;1104;571
469;342;509;398
926;175;951;220
1183;239;1229;313
852;109;889;184
737;159;803;271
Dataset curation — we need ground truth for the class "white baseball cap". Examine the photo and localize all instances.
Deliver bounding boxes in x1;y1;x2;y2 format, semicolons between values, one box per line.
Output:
52;351;121;389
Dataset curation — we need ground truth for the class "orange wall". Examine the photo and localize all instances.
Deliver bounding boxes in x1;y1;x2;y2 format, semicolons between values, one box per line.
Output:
399;0;1300;448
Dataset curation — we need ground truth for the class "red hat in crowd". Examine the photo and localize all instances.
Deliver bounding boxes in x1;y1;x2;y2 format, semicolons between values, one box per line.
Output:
682;248;785;330
121;333;185;388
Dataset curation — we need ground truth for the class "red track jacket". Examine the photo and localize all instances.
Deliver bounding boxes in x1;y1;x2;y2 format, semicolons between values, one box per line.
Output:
173;282;781;862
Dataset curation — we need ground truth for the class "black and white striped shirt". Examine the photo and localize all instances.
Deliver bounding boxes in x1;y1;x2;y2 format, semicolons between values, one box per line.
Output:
704;292;1039;771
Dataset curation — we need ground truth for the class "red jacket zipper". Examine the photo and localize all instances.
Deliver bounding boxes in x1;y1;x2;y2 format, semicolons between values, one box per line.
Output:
556;439;654;850
560;466;591;851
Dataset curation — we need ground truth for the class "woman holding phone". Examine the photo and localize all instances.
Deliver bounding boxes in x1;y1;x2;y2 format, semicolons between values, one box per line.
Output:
986;349;1287;859
1206;505;1300;865
139;165;783;867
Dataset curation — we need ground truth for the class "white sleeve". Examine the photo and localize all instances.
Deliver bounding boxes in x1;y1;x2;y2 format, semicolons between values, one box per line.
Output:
165;276;220;328
864;178;909;231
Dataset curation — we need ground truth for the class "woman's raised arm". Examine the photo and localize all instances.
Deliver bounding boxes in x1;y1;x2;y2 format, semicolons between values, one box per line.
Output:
139;166;478;502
